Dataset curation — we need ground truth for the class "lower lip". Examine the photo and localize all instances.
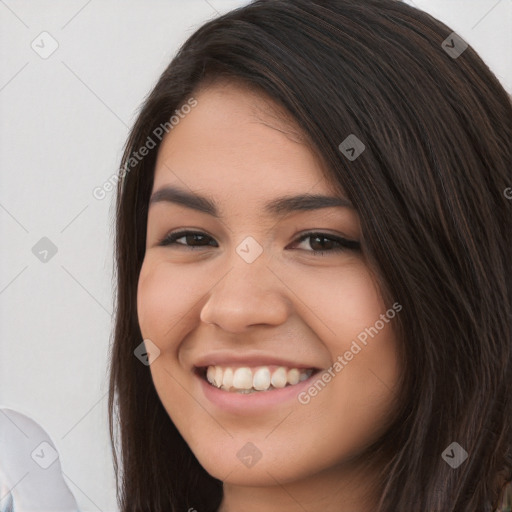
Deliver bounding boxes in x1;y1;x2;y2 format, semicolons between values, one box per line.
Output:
196;370;320;414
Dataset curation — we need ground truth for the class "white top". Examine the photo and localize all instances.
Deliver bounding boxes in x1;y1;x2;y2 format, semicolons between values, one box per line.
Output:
0;407;80;511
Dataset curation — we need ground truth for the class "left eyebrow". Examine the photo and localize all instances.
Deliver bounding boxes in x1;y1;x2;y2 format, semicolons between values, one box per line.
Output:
265;193;353;216
148;185;353;218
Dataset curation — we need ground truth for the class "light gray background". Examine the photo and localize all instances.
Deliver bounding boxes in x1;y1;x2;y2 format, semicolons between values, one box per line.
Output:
1;1;510;510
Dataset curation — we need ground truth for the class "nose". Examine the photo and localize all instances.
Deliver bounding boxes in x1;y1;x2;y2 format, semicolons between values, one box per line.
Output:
199;252;291;333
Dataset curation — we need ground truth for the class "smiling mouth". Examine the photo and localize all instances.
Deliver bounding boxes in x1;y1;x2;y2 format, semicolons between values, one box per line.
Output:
196;365;321;394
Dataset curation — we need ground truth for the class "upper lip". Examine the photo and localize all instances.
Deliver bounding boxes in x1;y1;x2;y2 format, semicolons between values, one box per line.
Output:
193;352;322;370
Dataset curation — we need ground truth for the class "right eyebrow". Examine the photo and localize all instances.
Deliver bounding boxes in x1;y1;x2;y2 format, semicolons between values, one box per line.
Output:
149;185;353;218
149;185;218;216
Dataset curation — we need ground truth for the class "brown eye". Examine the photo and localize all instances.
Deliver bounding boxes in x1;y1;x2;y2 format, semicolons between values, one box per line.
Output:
292;232;360;255
159;230;218;248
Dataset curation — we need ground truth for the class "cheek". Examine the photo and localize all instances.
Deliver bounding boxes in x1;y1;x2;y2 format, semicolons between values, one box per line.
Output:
136;257;206;342
284;261;400;432
136;258;205;427
281;259;386;340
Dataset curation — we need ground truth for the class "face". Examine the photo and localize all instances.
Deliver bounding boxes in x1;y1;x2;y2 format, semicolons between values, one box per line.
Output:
137;81;400;495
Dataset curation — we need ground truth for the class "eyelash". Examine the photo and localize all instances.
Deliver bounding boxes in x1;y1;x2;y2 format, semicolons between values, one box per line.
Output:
157;230;361;255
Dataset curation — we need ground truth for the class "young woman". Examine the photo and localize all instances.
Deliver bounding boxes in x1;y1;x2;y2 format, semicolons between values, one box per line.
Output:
108;0;512;510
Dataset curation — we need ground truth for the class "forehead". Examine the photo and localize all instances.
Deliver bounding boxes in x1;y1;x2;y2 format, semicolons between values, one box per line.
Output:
152;81;337;200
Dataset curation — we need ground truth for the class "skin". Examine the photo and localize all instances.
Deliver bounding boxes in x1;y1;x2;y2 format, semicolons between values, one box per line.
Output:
137;80;401;512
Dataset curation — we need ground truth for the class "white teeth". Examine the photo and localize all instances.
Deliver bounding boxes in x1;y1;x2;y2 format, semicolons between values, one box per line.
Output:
214;366;223;387
232;367;253;389
287;368;300;385
222;367;233;390
204;364;315;392
270;366;288;388
253;367;271;390
206;366;215;385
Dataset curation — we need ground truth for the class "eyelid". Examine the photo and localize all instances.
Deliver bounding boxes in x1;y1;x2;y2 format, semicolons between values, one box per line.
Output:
158;229;218;248
292;231;361;251
157;228;360;253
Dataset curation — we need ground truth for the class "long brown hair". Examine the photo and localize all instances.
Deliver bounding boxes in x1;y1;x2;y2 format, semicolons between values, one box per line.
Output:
108;0;512;510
